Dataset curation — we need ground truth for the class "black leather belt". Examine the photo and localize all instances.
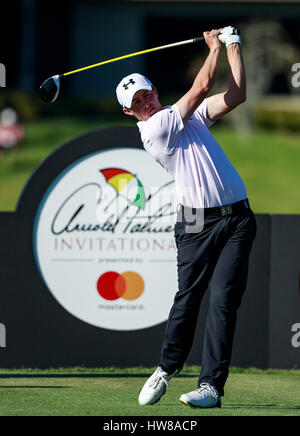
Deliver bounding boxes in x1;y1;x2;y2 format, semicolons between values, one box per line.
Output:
208;198;250;217
178;199;250;221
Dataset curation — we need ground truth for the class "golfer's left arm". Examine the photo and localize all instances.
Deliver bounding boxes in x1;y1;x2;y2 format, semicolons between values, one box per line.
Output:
206;42;246;122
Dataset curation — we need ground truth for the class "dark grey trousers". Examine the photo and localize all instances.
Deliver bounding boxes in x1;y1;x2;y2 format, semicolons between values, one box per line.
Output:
159;199;257;396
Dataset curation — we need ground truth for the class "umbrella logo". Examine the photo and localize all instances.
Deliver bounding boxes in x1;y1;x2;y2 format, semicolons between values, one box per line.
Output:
100;168;146;210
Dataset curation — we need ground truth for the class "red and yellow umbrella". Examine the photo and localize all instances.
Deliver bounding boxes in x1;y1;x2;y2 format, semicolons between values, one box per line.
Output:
100;168;146;209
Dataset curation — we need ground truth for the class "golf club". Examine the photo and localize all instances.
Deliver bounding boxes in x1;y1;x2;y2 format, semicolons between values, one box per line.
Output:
39;36;204;103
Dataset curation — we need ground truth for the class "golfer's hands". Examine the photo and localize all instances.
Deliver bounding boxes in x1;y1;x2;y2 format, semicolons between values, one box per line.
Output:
218;26;241;47
203;29;222;51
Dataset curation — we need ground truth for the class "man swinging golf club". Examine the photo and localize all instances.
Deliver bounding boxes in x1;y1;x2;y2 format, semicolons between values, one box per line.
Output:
116;27;257;408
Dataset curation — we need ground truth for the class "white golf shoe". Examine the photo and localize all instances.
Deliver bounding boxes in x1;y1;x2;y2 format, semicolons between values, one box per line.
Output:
138;366;180;405
180;383;222;408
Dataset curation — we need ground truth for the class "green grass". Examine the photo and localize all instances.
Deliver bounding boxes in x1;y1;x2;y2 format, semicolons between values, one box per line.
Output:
0;117;300;214
213;127;300;214
0;367;300;416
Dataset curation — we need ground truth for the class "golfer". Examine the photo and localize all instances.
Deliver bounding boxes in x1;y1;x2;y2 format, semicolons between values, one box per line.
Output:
116;27;256;408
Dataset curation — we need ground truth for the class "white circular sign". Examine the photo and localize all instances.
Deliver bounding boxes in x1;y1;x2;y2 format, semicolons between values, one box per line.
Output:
34;147;179;331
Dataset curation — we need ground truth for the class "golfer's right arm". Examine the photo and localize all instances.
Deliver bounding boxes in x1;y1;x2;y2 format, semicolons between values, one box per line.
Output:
176;29;221;124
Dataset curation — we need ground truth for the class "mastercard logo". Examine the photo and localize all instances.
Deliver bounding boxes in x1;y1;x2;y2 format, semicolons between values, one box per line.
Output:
97;271;145;301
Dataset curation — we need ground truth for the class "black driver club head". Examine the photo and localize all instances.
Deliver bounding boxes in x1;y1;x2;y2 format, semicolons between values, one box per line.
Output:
39;74;62;103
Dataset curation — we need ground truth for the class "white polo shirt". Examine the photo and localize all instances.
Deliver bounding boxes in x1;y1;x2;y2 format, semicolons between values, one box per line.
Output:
137;99;247;208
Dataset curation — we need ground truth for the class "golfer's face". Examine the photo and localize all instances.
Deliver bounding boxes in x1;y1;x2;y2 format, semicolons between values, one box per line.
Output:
130;89;161;121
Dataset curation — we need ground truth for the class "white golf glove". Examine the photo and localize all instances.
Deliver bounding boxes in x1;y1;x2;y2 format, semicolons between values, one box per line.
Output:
218;26;241;47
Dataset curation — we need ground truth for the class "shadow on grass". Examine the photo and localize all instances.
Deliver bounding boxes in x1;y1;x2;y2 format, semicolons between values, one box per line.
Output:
224;404;300;410
0;374;196;379
0;386;70;389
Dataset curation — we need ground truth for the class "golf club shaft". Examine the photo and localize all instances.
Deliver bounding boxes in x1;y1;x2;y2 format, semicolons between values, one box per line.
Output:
62;36;204;77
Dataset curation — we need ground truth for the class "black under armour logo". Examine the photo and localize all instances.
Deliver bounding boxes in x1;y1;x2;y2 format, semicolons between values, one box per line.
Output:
123;78;135;90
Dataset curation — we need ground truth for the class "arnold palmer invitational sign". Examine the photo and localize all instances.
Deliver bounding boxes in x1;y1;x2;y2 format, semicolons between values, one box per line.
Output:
32;128;180;331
